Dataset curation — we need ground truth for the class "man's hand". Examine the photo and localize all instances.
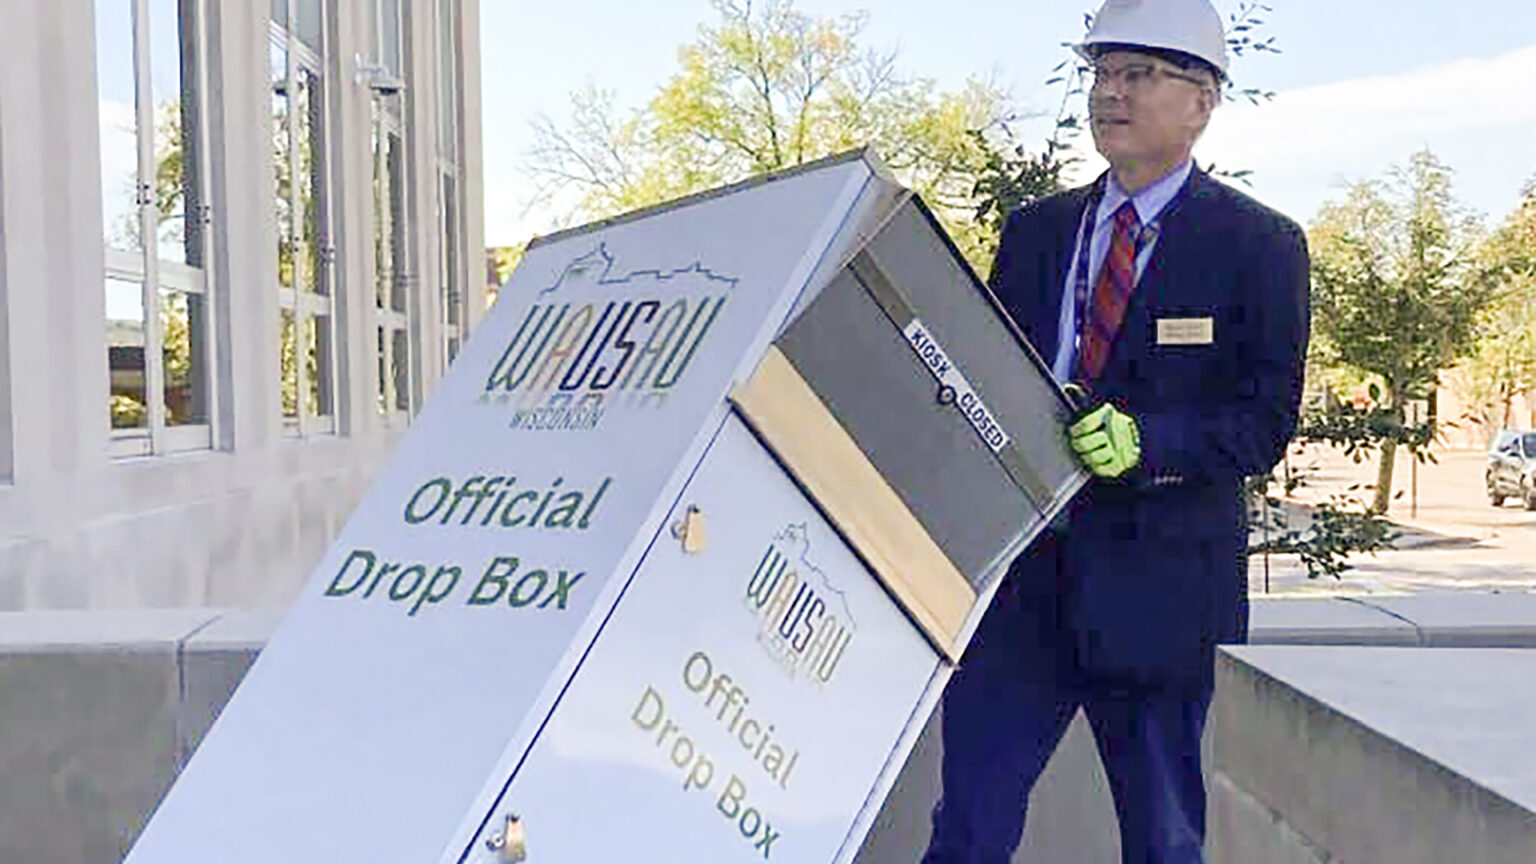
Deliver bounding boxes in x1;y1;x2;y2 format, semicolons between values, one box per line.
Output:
1069;403;1141;479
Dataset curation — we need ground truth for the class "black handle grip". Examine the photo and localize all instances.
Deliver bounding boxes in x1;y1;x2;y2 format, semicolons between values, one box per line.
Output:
1062;381;1094;423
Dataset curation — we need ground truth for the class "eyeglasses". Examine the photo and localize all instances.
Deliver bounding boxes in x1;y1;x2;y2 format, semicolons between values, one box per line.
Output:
1088;62;1211;93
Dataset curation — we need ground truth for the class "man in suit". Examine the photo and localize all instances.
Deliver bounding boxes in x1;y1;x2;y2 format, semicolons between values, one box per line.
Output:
923;1;1310;861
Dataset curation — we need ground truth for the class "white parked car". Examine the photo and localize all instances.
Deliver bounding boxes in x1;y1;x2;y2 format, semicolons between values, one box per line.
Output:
1486;429;1536;510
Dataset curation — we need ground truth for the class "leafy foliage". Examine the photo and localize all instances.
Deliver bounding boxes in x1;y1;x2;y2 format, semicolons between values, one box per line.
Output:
1296;396;1439;466
1451;179;1536;433
1307;150;1495;511
966;125;1074;265
1249;470;1399;580
525;0;1011;271
485;243;527;307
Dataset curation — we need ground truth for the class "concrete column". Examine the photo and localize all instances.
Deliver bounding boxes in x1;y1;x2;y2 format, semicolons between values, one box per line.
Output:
404;0;445;403
459;0;487;332
205;0;281;453
328;0;379;439
0;0;45;502
38;0;112;481
0;0;119;606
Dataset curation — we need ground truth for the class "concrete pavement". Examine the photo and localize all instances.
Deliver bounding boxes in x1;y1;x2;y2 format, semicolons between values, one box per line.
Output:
1251;445;1536;596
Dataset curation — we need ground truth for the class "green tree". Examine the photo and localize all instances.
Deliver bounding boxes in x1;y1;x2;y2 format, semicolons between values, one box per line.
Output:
525;0;1012;271
1453;180;1536;434
1308;150;1495;513
485;243;527;307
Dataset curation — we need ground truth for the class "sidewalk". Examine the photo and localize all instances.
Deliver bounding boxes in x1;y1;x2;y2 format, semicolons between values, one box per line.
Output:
1249;444;1536;598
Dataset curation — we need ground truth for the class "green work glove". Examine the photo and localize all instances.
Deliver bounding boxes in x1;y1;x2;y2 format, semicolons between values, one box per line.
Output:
1069;403;1141;479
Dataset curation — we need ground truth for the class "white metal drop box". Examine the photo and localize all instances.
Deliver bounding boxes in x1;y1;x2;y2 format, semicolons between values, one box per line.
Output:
123;149;1085;864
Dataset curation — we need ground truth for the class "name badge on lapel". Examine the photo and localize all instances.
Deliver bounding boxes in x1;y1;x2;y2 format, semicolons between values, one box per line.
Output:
1155;316;1215;346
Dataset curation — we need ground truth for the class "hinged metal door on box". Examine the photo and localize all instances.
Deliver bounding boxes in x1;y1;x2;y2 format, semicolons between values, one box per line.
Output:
739;191;1085;659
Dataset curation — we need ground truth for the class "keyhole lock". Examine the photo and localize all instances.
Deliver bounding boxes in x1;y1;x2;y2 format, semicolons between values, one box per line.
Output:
485;813;527;863
670;504;707;554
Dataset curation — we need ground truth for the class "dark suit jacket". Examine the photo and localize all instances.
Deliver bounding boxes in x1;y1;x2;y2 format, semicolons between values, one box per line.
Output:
989;168;1310;686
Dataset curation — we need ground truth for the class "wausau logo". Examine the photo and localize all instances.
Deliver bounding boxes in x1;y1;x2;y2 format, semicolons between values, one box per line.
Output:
744;524;855;686
481;245;735;431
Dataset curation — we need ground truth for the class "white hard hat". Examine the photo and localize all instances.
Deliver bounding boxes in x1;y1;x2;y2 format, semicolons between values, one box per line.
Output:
1077;0;1229;80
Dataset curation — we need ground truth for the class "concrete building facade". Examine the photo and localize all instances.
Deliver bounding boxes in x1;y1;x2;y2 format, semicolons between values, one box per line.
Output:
0;0;484;610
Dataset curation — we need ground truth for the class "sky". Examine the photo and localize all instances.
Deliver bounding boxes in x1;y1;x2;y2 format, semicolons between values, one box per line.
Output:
478;1;1536;247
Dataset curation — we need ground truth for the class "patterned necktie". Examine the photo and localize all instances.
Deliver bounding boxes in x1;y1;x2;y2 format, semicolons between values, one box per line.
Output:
1076;201;1140;381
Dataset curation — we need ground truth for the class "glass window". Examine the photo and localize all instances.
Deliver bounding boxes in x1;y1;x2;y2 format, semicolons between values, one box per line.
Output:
372;125;395;311
437;0;464;367
106;276;149;449
280;308;298;421
296;0;322;53
374;115;411;417
295;67;326;296
97;1;141;253
306;313;334;417
441;172;462;365
161;288;208;426
1522;433;1536;457
96;0;211;457
149;0;201;268
271;37;293;290
437;0;457;156
381;131;405;312
375;325;387;413
391;328;410;412
277;306;335;426
381;0;401;75
273;1;337;437
367;0;416;420
373;0;404;122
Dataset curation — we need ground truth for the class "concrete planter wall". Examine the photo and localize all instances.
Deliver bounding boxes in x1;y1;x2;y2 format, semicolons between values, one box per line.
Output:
4;594;1536;863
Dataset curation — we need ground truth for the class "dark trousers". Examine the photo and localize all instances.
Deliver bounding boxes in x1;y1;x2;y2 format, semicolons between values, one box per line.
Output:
922;541;1214;864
